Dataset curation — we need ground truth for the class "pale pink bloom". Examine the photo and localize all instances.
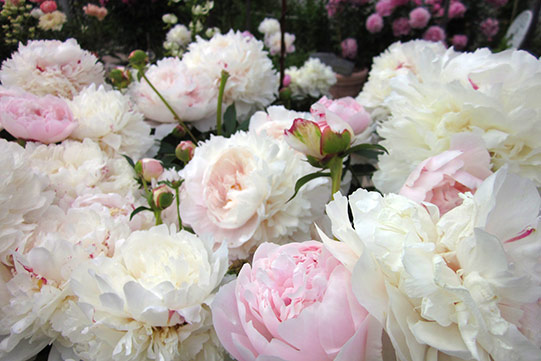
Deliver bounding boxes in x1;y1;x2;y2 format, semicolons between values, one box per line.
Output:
392;17;411;37
212;241;383;361
83;3;108;21
341;38;358;59
485;0;508;6
375;0;394;16
366;13;384;33
448;1;466;18
408;7;431;29
452;34;468;49
0;90;76;143
480;18;499;41
40;0;57;13
282;73;291;87
399;135;492;214
314;96;371;135
423;25;446;42
241;30;254;38
135;158;164;182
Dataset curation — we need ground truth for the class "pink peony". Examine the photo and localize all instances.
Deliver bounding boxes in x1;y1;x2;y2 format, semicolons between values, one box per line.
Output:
341;38;358;59
40;0;57;13
408;7;431;29
212;241;383;361
313;96;371;135
448;1;466;18
375;0;394;16
399;135;492;214
0;89;76;143
366;13;384;33
480;18;499;41
423;25;446;42
392;17;411;37
452;34;468;49
83;3;108;21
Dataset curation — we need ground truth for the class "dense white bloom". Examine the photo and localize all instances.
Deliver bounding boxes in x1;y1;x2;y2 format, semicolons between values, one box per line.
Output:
248;105;312;139
373;48;541;192
0;139;53;265
258;17;280;37
129;57;218;131
180;131;330;260
58;225;227;361
265;32;296;56
166;24;192;48
183;30;279;119
0;39;105;99
38;11;67;31
68;84;153;159
286;58;336;99
320;168;541;361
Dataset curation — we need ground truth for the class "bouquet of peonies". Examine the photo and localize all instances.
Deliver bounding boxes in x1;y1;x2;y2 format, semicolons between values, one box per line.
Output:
0;30;540;361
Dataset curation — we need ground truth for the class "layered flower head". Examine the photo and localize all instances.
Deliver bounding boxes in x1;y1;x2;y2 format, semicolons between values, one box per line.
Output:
212;241;382;361
0;39;104;99
179;131;330;260
248;105;312;140
286;58;336;99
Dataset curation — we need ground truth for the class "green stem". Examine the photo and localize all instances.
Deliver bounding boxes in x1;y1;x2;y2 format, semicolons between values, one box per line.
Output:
328;156;343;199
141;178;150;196
141;72;198;144
154;210;163;226
175;186;183;230
216;70;230;136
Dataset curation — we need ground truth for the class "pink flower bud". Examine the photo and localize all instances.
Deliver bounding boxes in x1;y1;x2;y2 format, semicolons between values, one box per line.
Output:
175;141;196;164
341;38;358;60
135;158;164;182
366;13;384;33
152;185;174;210
40;0;57;13
409;7;431;29
282;73;291;88
448;1;466;18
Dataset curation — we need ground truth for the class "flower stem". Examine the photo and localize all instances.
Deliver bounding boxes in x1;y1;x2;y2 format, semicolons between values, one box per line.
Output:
175;186;183;230
154;210;163;226
216;70;230;136
328;156;343;199
141;72;198;144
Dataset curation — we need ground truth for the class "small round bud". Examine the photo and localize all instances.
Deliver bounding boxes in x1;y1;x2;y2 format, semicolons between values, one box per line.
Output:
135;158;164;182
128;50;148;69
152;185;174;210
109;67;132;89
171;124;187;138
175;141;196;164
279;86;292;101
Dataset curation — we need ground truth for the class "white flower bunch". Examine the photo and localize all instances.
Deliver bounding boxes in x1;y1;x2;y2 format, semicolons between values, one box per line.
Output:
286;57;337;99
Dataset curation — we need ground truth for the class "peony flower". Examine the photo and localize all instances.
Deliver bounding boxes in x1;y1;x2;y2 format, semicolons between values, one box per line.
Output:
212;241;383;361
135;158;164;182
423;25;446;42
286;58;336;99
320;168;541;361
83;3;107;20
165;24;192;48
68;84;153;158
392;17;411;37
257;17;280;37
408;7;431;29
128;57;217;131
0;38;105;99
37;10;67;31
448;1;466;18
399;134;492;214
341;37;358;59
182;30;279;120
0;89;77;143
313;96;371;136
179;131;330;260
58;225;228;361
162;13;178;25
39;0;57;13
375;0;394;16
480;18;499;41
265;31;296;56
366;13;384;33
452;34;468;50
249;105;312;140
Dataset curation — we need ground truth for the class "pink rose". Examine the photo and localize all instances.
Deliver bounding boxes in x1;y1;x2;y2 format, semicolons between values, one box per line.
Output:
408;7;431;29
452;34;468;50
448;1;466;18
212;241;383;361
399;135;492;214
392;17;411;37
423;25;446;42
480;18;499;41
341;37;358;59
313;96;371;135
0;90;76;143
366;13;384;33
375;0;394;16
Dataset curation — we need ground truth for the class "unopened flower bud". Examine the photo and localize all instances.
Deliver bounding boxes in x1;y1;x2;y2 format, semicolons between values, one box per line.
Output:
135;158;164;182
279;86;292;101
171;124;187;138
128;50;148;69
162;13;178;25
109;67;132;89
175;141;196;164
152;185;174;210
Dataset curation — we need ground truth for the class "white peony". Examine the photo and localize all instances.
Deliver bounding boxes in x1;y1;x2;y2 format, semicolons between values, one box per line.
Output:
0;39;105;99
257;17;280;37
265;32;296;56
320;168;541;361
286;57;337;99
166;24;192;48
183;30;279;119
129;57;218;131
0;139;53;265
248;105;312;140
373;47;541;192
58;225;228;361
179;131;330;260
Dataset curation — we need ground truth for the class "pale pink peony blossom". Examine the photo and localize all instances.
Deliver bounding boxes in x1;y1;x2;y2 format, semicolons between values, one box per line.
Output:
408;7;431;29
341;38;358;59
392;17;411;37
212;241;383;361
366;13;384;33
0;89;76;143
39;0;57;13
313;96;371;135
399;135;492;214
480;18;499;41
83;3;108;21
452;34;468;49
375;0;394;16
423;25;446;42
448;1;466;18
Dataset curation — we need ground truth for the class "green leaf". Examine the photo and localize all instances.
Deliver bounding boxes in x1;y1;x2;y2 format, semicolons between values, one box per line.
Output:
237;118;250;131
122;154;135;168
223;104;237;137
130;206;152;221
288;171;331;202
343;143;388;157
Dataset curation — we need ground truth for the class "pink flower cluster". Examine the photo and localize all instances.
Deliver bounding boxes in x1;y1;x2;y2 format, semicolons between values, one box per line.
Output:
366;13;384;33
480;18;499;41
392;17;410;37
409;7;431;29
83;3;108;21
423;25;446;42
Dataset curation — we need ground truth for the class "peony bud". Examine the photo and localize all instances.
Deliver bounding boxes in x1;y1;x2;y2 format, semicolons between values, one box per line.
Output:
152;185;174;210
128;50;148;69
108;67;132;89
40;0;57;13
175;140;196;164
171;124;187;138
135;158;164;182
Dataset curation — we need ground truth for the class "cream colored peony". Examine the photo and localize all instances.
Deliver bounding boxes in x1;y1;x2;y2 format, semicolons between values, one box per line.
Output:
57;225;228;361
179;131;330;260
373;47;541;192
183;30;279;119
320;168;541;361
248;105;312;140
68;84;153;159
37;10;67;31
0;39;105;99
286;58;337;99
